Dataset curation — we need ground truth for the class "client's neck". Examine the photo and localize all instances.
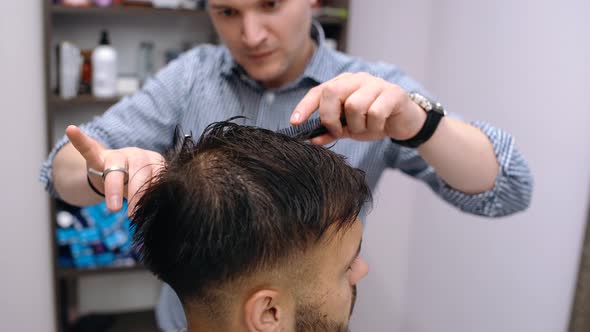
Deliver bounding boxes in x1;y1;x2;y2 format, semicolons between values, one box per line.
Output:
186;310;235;332
187;317;225;332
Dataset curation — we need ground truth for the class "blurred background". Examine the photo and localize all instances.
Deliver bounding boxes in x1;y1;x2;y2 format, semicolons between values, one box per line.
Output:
1;0;589;331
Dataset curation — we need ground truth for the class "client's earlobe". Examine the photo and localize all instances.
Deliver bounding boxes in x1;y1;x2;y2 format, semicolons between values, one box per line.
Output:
244;289;285;332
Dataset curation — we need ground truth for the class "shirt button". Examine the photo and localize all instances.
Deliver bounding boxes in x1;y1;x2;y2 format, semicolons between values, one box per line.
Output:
264;92;275;104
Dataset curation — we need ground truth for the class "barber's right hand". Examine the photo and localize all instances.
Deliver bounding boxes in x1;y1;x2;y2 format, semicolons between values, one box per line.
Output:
65;125;166;214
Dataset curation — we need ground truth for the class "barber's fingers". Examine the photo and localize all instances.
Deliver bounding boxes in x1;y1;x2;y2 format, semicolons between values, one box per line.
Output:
366;89;394;135
319;84;347;137
291;73;358;125
127;158;152;217
344;84;382;135
127;151;165;216
66;125;105;167
291;85;322;124
102;151;128;212
314;88;394;144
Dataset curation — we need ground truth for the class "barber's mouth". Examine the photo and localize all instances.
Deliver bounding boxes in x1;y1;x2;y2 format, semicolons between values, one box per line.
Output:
247;50;274;61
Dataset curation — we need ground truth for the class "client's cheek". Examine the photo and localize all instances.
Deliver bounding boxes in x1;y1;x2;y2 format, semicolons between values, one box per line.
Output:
331;281;354;320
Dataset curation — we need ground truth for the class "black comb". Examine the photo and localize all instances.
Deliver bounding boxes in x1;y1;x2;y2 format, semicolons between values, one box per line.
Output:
277;116;347;140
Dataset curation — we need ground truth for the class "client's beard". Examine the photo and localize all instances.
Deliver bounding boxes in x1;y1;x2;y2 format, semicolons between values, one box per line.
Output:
350;284;357;316
294;285;357;332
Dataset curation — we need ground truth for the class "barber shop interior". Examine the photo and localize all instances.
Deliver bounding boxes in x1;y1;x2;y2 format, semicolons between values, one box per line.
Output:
2;1;589;331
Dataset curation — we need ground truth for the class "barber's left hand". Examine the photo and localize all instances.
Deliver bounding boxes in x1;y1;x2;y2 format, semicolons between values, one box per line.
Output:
291;72;426;145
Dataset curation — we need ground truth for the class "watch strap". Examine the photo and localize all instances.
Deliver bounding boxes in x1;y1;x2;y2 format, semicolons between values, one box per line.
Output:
390;93;445;148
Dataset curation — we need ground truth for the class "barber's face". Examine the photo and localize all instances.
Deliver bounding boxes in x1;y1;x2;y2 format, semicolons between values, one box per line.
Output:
207;0;317;88
294;219;368;331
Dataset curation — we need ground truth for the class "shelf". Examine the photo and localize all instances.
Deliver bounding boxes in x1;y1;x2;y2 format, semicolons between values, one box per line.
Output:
49;95;121;107
51;4;207;17
316;15;347;26
105;310;158;332
59;264;145;278
70;309;158;332
51;5;344;26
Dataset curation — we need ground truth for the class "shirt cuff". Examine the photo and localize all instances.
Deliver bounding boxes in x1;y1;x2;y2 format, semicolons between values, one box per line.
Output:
437;121;531;217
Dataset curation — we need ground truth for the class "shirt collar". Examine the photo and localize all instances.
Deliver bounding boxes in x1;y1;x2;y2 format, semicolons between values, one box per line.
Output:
219;21;340;85
301;20;340;84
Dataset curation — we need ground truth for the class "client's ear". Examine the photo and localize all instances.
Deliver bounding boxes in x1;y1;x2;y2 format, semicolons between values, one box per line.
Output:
244;289;292;332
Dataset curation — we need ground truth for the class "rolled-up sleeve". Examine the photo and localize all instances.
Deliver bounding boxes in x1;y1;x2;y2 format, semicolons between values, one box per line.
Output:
373;64;533;217
393;121;533;217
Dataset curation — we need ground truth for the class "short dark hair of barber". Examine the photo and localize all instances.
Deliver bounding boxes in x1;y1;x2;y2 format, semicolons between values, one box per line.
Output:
131;120;372;309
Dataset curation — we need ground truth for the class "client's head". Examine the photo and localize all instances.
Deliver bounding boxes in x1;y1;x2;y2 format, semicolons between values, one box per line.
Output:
131;121;372;332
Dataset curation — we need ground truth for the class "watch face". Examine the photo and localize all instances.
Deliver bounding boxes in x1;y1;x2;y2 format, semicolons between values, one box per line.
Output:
409;92;446;115
433;102;447;116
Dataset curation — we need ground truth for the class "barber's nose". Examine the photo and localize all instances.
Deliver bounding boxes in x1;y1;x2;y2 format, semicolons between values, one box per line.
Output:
241;14;267;48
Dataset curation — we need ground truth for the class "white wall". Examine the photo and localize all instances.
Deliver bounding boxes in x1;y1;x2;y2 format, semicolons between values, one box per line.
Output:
347;1;433;330
0;2;54;332
348;1;590;332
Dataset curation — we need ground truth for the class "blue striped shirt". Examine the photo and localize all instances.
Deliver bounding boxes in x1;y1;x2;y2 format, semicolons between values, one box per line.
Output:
40;22;532;218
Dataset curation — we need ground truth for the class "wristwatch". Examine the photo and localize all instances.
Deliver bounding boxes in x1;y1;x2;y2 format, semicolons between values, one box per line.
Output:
390;91;446;148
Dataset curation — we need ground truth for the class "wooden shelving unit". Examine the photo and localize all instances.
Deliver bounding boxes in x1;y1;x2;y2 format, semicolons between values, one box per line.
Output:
58;264;145;279
43;3;213;331
43;1;350;331
51;4;207;17
49;95;121;107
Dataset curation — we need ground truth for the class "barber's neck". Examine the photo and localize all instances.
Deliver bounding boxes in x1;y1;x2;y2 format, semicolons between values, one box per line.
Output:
262;37;317;89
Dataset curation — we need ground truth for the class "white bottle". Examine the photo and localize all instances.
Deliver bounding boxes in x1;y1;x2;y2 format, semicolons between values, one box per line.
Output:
92;30;118;98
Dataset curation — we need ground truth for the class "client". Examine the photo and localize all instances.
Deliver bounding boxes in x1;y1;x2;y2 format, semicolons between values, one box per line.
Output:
131;121;372;332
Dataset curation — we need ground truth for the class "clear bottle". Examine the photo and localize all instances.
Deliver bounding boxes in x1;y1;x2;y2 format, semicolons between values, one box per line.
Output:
137;41;154;87
92;30;118;98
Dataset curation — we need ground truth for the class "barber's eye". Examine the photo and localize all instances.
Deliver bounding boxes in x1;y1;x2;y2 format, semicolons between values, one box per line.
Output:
218;8;237;17
262;1;281;10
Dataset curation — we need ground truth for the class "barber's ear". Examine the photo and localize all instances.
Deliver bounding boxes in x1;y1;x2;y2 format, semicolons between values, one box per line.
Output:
244;289;291;332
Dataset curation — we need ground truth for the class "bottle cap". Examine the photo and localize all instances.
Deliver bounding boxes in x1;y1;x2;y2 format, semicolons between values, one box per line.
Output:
99;30;110;46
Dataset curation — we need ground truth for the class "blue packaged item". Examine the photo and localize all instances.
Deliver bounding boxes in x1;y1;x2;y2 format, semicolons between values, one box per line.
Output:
96;215;120;236
73;255;96;268
95;253;116;267
82;202;124;233
103;229;128;251
56;228;79;245
70;243;94;258
118;241;133;256
78;227;101;245
57;200;136;270
122;218;134;237
58;256;74;268
91;243;107;254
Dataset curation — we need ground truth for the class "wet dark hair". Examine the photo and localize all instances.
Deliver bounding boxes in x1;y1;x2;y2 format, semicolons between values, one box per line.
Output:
131;120;371;305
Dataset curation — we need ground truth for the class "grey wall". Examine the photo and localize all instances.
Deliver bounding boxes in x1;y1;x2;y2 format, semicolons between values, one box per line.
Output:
348;1;590;332
0;2;54;331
